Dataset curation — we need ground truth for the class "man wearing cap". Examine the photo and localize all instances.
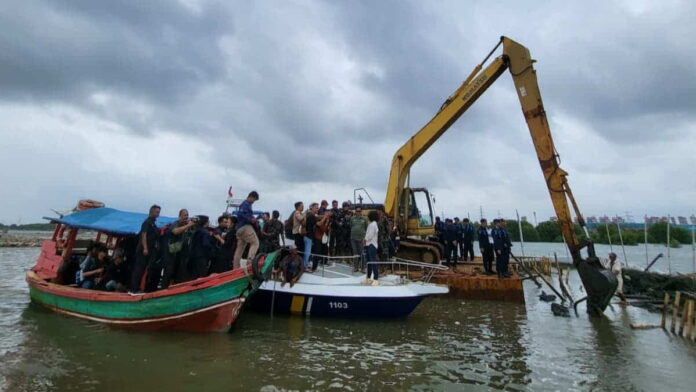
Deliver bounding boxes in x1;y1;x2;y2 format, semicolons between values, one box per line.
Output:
233;191;260;270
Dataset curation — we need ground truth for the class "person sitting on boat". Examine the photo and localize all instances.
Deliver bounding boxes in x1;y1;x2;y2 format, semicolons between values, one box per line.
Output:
190;215;213;279
280;248;303;288
100;248;129;292
364;210;380;285
77;244;108;289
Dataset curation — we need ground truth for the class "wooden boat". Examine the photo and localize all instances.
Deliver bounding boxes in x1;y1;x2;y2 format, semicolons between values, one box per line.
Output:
26;206;275;332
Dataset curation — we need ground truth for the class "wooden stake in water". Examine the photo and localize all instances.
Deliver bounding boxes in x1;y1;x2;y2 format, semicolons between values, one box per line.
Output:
516;209;525;257
667;215;672;275
644;216;649;269
606;222;613;252
691;225;696;274
617;222;629;267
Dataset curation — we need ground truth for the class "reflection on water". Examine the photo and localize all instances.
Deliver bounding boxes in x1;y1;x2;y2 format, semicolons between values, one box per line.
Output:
1;247;695;391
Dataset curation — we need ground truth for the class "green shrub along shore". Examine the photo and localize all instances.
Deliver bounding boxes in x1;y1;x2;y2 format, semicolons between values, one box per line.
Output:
2;221;691;247
485;221;692;248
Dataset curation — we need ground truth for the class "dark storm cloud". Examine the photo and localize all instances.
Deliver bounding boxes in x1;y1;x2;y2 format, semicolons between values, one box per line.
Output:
0;0;229;109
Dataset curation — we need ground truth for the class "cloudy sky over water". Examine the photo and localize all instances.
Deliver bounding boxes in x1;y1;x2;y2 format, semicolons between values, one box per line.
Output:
1;0;695;224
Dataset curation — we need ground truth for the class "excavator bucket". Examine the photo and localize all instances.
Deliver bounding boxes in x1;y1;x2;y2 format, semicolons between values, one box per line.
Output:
576;257;618;315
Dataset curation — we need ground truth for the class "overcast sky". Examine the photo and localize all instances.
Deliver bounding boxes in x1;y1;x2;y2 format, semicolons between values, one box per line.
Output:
1;0;694;224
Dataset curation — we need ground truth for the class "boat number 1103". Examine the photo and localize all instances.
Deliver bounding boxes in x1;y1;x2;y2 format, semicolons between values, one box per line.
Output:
329;301;349;309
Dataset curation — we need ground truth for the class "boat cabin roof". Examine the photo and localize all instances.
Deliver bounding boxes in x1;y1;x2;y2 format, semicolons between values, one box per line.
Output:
44;207;177;236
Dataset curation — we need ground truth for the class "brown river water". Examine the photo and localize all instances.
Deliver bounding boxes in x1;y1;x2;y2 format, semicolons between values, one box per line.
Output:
1;247;695;391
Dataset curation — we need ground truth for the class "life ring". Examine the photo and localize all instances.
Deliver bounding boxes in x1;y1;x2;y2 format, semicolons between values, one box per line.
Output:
76;199;105;211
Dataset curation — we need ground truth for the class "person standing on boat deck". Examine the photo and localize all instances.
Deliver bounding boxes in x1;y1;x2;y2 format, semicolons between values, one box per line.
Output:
493;219;512;278
129;204;161;293
376;205;390;262
232;191;260;270
303;203;319;271
190;215;213;279
163;209;196;286
329;200;340;256
261;210;284;253
477;219;495;275
461;218;475;262
292;201;306;252
209;215;233;274
350;206;368;272
364;210;380;284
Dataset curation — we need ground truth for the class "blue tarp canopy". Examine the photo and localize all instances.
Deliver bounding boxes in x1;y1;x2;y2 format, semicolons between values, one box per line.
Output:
44;207;177;236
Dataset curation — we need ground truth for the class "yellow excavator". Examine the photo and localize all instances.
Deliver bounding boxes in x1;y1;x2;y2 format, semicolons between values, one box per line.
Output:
380;36;617;314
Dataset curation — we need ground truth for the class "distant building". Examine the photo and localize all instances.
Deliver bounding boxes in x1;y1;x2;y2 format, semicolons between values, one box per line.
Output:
670;216;677;225
549;216;558;222
691;215;696;225
587;216;598;224
678;216;688;225
599;215;610;224
520;216;527;223
611;216;625;224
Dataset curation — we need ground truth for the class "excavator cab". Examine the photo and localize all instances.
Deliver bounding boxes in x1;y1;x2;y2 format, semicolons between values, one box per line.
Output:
399;187;435;236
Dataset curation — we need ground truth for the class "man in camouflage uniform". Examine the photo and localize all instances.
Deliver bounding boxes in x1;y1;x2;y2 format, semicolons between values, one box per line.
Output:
331;201;352;256
260;210;284;253
376;206;391;261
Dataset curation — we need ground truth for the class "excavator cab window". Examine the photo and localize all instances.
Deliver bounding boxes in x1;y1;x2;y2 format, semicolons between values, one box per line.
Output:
410;188;434;228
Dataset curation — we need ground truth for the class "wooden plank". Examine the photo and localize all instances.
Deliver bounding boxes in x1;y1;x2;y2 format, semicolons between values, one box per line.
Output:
683;300;693;339
679;299;690;336
661;293;670;329
671;291;681;333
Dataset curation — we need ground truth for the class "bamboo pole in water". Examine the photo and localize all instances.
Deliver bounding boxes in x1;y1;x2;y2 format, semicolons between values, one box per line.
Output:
667;215;672;275
644;216;649;269
516;209;525;257
617;222;629;267
691;225;696;274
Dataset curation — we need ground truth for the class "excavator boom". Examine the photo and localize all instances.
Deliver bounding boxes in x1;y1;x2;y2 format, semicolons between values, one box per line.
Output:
384;36;617;314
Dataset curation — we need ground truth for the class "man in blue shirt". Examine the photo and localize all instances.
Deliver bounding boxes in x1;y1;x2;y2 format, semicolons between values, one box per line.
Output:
232;191;259;270
493;219;512;278
461;218;475;262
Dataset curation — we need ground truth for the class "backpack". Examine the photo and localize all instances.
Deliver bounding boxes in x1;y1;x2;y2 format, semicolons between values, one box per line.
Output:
284;213;294;240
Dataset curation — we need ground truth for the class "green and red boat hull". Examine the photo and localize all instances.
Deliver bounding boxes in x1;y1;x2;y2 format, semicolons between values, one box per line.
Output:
27;240;276;332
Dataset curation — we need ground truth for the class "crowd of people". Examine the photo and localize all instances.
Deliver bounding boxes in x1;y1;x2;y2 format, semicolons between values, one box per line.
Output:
72;190;525;292
435;217;513;278
73;192;399;293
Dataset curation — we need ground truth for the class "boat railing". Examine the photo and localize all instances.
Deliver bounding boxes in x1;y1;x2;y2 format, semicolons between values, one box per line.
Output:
367;259;449;283
292;252;446;283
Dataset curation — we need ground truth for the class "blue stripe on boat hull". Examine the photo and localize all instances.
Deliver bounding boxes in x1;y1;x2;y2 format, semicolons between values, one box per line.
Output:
247;289;426;318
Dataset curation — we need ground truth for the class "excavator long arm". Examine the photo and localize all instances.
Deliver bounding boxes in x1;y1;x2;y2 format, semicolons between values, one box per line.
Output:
384;36;616;313
385;37;584;259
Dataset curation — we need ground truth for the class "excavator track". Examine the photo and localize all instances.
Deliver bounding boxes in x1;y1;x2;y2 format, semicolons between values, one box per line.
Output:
397;239;443;263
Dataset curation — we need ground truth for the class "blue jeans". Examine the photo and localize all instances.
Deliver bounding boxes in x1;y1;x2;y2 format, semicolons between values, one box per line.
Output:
365;244;378;280
303;236;314;268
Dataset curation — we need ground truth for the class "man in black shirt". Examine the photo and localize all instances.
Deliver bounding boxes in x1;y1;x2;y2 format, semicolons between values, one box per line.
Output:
129;204;161;292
